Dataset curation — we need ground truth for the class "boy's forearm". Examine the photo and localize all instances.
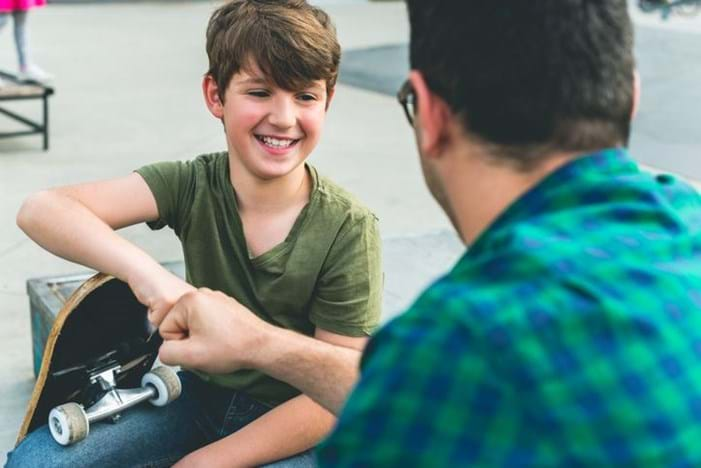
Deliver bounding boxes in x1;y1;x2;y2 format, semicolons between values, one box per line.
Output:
17;190;158;281
185;395;334;467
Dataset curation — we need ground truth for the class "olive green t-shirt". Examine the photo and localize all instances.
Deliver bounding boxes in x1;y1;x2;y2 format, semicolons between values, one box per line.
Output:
136;152;382;407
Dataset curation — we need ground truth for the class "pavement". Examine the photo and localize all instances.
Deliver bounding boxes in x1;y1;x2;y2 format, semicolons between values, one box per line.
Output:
0;0;699;461
340;4;701;180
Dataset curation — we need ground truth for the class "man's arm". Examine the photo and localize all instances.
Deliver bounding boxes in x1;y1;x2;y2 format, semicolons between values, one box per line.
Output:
174;329;365;467
16;174;193;324
255;326;363;415
159;289;361;415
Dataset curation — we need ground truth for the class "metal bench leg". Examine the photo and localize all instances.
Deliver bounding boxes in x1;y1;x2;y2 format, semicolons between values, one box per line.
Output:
43;95;49;151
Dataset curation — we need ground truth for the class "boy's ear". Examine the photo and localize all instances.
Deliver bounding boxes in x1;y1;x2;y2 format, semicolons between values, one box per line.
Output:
325;87;336;111
203;75;225;119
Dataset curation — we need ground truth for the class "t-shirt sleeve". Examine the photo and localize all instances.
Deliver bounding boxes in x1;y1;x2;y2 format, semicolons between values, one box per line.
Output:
134;160;196;236
308;212;383;337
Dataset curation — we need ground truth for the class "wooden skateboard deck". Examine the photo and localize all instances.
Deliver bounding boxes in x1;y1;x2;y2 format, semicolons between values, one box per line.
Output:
16;274;162;446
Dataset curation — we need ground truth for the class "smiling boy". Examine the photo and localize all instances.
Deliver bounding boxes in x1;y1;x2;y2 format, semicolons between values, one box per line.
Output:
11;1;381;467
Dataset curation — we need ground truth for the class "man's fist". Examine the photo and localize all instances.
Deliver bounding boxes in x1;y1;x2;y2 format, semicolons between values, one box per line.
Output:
158;288;273;374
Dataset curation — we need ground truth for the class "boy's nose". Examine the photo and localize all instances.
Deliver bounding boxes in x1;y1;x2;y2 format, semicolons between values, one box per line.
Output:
268;97;296;129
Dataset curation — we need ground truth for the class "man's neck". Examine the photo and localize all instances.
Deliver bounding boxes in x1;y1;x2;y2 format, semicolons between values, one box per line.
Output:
228;157;310;215
442;144;580;246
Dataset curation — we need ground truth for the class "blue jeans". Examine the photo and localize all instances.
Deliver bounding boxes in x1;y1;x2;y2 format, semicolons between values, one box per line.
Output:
6;371;316;468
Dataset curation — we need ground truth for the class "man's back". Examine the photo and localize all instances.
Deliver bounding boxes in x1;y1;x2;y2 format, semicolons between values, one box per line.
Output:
320;149;701;466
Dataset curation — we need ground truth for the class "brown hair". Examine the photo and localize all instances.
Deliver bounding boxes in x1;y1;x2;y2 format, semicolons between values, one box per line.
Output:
206;0;341;101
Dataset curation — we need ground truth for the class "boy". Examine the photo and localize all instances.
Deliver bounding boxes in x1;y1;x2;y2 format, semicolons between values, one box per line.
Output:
10;1;381;466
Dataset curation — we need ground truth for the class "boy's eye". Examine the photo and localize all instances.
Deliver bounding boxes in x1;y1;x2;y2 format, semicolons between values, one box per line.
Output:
248;90;270;98
297;93;318;102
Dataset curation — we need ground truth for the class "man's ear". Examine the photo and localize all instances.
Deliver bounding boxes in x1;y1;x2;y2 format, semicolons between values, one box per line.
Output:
325;86;335;111
631;69;641;120
203;75;225;119
409;70;452;159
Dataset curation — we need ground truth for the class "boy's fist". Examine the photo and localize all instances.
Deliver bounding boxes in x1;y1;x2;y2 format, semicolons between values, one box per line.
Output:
127;266;195;327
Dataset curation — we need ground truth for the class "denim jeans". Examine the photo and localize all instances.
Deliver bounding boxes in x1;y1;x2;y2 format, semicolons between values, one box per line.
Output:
6;371;316;468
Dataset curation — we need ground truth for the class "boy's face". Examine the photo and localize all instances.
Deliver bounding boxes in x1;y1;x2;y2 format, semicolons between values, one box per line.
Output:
204;63;331;181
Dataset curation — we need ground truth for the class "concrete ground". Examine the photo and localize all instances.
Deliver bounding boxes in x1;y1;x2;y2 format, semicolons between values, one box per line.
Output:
0;0;699;461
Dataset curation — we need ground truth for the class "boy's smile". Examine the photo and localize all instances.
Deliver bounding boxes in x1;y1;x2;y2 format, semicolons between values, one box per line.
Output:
254;134;300;154
204;64;331;182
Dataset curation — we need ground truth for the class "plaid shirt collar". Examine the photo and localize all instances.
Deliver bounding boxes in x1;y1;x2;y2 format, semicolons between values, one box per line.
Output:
467;147;638;259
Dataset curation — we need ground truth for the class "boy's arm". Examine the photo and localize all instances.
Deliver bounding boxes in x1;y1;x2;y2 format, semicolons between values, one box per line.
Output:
174;328;365;468
16;173;193;324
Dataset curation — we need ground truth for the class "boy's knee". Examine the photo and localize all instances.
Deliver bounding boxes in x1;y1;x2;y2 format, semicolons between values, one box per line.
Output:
6;427;66;468
8;425;114;468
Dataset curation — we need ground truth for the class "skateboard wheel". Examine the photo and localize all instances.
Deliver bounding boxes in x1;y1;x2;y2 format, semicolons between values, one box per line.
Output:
142;366;181;407
48;402;89;446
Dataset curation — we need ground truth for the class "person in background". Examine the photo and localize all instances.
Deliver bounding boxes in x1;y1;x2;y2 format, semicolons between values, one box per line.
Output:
0;0;52;83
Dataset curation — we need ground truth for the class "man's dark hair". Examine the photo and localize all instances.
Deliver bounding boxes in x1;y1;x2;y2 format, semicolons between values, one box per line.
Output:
405;0;635;169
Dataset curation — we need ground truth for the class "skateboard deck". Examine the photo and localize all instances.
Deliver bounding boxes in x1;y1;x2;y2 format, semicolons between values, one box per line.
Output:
16;273;179;446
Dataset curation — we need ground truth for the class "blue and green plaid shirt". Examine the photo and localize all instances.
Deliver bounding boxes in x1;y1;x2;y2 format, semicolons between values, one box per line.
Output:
317;149;701;467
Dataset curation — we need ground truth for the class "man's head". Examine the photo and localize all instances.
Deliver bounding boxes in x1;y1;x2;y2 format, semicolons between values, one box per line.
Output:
205;0;340;103
403;0;635;170
203;0;341;181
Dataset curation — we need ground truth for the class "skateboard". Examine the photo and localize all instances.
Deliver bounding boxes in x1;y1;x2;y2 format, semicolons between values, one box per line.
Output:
16;274;181;447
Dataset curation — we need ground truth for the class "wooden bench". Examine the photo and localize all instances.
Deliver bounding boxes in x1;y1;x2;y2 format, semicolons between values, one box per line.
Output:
0;71;54;150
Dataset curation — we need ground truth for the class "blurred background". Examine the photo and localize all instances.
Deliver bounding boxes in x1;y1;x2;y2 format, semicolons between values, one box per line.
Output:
0;0;699;460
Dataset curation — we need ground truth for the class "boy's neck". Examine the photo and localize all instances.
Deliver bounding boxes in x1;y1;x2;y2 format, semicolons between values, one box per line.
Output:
229;158;311;214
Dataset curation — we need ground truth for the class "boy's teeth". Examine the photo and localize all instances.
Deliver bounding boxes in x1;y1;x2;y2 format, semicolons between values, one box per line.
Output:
260;136;295;148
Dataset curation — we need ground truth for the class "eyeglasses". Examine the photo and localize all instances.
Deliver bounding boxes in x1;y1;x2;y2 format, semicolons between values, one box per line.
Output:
396;79;416;126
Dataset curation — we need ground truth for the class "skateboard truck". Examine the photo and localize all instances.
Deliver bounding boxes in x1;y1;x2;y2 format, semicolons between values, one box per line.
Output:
48;365;181;446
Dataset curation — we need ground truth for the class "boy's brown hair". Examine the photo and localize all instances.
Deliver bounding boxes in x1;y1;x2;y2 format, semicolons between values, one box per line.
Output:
206;0;341;101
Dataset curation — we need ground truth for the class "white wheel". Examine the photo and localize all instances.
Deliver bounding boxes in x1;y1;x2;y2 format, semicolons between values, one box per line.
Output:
48;402;89;446
141;366;181;407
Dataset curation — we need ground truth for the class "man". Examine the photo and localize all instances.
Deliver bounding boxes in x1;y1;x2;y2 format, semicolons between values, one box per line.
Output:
159;0;701;465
